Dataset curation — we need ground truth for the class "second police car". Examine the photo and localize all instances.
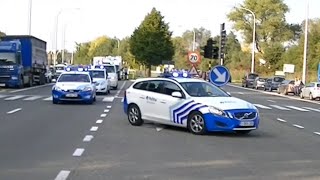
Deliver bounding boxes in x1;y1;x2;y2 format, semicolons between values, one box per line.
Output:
123;71;260;135
52;66;96;104
89;66;111;94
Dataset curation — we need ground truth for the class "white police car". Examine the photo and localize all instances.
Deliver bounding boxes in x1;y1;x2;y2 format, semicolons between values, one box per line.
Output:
52;66;96;104
123;71;260;135
89;66;111;94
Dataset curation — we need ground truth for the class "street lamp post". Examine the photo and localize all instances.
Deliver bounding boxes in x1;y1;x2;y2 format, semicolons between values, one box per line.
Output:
27;0;32;35
239;7;256;73
302;0;309;84
192;30;196;51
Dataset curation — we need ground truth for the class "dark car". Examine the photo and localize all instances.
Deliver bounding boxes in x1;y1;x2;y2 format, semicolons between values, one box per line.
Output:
277;80;295;95
264;76;285;91
242;73;259;88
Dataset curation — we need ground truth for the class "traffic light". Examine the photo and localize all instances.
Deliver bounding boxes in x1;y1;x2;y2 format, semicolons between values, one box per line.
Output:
219;23;227;60
204;38;219;59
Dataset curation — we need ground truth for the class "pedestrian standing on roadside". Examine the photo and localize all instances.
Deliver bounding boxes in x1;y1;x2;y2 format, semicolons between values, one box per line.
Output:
294;77;299;95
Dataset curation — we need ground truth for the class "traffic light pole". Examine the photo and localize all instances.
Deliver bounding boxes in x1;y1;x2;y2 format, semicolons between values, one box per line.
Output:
219;23;225;66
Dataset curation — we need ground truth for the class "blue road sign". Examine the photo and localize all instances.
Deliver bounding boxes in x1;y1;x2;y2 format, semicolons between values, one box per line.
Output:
318;63;320;82
209;65;231;87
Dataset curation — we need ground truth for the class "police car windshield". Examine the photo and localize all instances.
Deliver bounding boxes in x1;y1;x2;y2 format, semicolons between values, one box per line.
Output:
180;82;229;97
58;74;91;83
90;70;105;78
105;66;115;73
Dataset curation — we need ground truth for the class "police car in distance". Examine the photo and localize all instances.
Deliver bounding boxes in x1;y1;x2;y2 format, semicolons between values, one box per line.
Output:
94;64;118;89
89;66;111;94
52;66;96;104
123;71;260;135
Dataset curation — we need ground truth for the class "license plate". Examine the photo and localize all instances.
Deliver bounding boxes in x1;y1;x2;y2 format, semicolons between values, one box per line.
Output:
240;121;254;126
0;83;5;87
66;93;78;97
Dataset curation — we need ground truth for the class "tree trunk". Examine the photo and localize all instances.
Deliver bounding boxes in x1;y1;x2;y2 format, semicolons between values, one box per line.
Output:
147;64;152;77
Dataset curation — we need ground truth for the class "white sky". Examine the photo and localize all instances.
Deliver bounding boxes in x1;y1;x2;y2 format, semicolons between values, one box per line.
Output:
1;0;318;52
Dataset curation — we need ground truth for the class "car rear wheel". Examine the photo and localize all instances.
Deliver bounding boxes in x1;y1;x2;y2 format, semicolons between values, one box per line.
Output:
187;112;206;135
309;93;314;100
128;104;143;126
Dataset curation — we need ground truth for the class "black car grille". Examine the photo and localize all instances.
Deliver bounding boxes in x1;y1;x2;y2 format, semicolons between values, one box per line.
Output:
64;89;81;93
234;112;257;120
0;76;10;83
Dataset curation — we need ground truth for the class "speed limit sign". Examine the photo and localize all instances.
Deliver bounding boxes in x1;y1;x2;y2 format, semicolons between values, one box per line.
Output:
188;51;201;64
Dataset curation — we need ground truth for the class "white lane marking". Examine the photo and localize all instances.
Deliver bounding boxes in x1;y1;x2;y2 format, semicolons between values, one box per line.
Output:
293;124;304;129
303;107;320;112
267;100;276;103
102;97;114;102
104;109;109;113
276;118;287;123
270;105;291;110
4;95;25;100
90;126;99;131
7;108;22;114
54;170;71;180
83;135;94;142
96;119;103;124
23;96;42;101
72;148;85;156
100;114;107;117
43;96;52;101
237;92;244;95
121;98;124;102
107;105;112;108
0;94;7;98
115;81;127;96
253;104;272;109
9;83;54;93
286;106;309;112
313;132;320;136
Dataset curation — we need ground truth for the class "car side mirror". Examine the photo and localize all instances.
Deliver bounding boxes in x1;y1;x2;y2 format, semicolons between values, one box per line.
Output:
92;81;97;84
52;79;56;83
227;92;231;96
171;91;183;98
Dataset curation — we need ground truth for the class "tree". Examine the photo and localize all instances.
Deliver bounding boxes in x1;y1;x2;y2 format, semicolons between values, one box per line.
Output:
73;42;91;65
0;31;5;37
182;27;211;50
227;0;291;53
129;7;174;76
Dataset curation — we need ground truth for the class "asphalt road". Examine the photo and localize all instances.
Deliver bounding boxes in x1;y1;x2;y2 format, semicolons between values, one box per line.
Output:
1;81;320;180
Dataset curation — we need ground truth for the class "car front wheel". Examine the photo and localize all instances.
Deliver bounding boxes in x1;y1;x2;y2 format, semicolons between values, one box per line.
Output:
187;111;206;135
128;104;143;126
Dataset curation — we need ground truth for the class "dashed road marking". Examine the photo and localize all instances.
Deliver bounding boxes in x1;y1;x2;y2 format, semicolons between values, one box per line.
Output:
253;104;272;109
270;105;291;110
43;96;52;101
286;106;309;112
104;109;109;113
267;100;276;103
314;132;320;136
276;118;287;123
96;119;103;124
23;96;42;101
107;105;112;108
5;95;25;100
7;108;22;114
102;97;115;102
303;107;320;112
72;148;85;156
237;92;244;95
54;170;70;180
83;135;94;142
100;114;107;117
90;126;98;131
0;94;7;98
293;124;304;129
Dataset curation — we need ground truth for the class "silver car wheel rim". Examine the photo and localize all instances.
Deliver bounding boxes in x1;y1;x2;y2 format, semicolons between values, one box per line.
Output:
190;115;204;133
129;107;139;123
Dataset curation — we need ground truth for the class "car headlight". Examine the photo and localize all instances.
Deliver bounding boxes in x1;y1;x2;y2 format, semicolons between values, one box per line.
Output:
83;86;93;91
53;86;62;91
208;106;228;117
11;76;18;80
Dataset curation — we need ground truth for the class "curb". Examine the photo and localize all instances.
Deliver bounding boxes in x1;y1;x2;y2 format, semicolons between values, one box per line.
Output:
227;84;320;105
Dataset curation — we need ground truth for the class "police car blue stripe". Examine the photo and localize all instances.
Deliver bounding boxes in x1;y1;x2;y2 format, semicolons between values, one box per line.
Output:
175;103;201;124
180;105;208;125
171;100;194;123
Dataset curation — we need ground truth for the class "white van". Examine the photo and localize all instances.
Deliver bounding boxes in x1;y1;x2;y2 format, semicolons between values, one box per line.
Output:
99;64;118;89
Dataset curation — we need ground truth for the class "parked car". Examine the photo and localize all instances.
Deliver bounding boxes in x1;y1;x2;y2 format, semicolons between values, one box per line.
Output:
277;80;295;95
300;82;320;100
264;76;285;91
253;77;267;89
242;73;259;88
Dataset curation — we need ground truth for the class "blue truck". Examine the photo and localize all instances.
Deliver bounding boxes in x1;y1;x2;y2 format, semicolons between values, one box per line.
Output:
0;35;47;88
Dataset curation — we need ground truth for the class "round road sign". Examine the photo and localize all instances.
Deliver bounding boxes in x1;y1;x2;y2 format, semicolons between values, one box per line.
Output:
188;52;200;64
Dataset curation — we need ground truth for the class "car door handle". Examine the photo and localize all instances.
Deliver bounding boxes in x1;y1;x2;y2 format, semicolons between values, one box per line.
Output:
160;101;166;104
139;96;145;99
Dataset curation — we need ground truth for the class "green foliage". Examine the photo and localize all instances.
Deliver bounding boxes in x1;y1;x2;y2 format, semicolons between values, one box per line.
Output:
129;7;174;73
0;31;5;37
74;42;91;65
263;42;285;71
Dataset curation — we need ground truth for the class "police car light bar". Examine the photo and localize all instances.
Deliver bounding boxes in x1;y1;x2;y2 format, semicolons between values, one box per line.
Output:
65;66;89;72
169;71;191;78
